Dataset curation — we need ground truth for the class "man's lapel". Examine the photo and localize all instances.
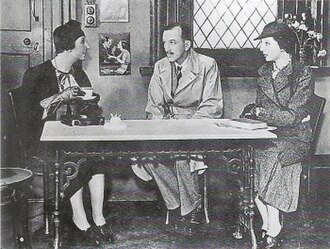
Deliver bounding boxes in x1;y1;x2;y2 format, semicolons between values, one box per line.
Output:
159;61;173;98
174;50;199;96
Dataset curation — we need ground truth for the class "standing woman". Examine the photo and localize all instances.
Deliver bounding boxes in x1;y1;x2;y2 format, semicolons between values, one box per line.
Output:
21;20;114;246
241;20;314;248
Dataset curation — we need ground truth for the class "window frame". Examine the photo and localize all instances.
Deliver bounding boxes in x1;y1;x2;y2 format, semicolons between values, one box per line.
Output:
142;0;329;77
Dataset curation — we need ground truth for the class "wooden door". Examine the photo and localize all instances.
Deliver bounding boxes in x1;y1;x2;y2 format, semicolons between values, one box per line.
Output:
1;0;46;166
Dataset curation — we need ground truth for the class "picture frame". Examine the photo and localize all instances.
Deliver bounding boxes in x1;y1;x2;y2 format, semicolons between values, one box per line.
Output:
100;0;129;23
99;32;131;76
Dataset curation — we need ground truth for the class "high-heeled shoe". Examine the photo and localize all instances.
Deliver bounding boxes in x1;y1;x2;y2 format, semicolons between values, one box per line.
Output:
262;234;283;248
72;225;101;247
257;229;267;245
93;223;115;243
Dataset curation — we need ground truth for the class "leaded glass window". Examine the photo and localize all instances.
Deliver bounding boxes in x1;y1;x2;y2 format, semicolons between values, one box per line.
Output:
193;0;278;49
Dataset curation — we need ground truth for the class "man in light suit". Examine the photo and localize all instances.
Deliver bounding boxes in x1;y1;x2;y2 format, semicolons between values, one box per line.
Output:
138;22;223;235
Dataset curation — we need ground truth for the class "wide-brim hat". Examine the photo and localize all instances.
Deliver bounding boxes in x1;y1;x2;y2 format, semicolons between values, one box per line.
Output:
254;20;295;41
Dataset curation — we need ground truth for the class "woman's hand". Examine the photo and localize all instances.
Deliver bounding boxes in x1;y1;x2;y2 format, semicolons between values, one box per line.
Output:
240;103;257;119
58;86;85;100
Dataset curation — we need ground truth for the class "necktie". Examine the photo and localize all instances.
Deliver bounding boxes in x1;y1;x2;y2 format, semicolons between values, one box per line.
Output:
171;63;182;97
177;66;182;82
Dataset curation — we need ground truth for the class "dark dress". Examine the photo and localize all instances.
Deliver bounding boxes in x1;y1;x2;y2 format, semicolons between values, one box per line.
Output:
252;61;314;212
20;60;104;198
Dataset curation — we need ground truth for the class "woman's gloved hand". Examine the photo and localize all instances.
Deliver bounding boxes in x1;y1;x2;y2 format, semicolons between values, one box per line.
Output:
58;86;85;100
240;103;259;119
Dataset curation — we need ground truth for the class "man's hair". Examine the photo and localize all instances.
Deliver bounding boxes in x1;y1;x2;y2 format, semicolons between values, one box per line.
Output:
101;36;112;44
53;20;85;53
162;22;192;42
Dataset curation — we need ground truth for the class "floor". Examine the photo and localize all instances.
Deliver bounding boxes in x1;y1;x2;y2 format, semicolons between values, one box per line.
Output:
25;196;329;249
2;166;330;249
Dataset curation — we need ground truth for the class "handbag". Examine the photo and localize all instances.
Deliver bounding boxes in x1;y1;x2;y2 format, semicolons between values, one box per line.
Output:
47;95;104;125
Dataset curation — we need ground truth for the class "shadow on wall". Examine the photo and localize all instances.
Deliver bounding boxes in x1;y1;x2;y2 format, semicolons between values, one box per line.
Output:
222;77;257;119
99;78;149;120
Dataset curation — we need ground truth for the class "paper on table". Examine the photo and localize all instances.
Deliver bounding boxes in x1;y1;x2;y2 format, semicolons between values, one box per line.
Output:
229;118;268;130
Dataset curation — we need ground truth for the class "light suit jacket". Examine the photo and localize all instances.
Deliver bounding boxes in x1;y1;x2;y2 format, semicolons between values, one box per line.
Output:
132;49;223;181
145;49;223;119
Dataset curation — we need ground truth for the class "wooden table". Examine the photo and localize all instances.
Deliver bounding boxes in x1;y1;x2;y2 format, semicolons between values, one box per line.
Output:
1;167;33;249
40;119;277;249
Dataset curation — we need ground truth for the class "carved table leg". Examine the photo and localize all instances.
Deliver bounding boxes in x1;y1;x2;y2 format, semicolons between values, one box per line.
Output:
232;146;257;249
51;151;84;248
245;145;257;249
43;160;50;236
53;150;60;249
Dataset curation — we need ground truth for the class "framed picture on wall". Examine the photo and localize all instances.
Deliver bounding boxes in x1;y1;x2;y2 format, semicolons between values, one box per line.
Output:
99;32;131;76
100;0;129;23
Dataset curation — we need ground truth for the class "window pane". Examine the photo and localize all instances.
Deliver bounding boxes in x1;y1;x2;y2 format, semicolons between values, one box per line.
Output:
193;0;278;49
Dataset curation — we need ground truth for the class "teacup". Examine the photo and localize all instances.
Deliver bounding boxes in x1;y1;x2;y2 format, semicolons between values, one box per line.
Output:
81;87;93;99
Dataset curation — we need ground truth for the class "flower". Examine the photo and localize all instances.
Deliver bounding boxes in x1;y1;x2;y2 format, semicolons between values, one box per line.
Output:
283;10;327;65
318;50;327;58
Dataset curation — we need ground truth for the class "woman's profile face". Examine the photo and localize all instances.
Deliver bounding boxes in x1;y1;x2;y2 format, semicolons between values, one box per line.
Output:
71;36;89;61
259;37;282;62
117;41;123;50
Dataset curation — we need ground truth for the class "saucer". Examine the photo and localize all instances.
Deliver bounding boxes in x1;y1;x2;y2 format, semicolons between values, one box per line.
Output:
82;95;96;101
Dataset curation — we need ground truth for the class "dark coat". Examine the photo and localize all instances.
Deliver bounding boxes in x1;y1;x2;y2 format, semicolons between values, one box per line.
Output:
19;60;91;155
255;61;315;166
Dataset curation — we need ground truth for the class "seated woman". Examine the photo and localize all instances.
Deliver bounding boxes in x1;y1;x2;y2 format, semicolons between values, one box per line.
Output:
110;40;131;74
21;20;114;246
240;20;314;248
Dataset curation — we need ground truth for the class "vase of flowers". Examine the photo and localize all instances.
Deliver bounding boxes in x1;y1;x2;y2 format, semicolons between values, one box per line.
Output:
284;10;327;67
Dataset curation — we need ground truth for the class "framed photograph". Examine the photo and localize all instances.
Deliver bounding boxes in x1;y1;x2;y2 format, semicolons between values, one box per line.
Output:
99;32;131;76
100;0;129;23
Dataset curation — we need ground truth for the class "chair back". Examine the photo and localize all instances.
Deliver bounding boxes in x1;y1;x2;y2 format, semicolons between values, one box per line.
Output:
308;93;326;154
8;87;26;160
8;86;42;158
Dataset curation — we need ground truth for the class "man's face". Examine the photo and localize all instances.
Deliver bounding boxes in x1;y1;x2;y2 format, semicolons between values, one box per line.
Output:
162;26;190;64
104;39;112;49
71;36;89;61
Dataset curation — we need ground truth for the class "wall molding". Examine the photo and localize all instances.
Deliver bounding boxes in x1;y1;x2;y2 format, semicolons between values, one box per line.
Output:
140;66;330;78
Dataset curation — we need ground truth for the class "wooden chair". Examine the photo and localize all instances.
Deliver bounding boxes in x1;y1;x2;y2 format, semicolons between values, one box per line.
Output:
8;86;52;235
300;93;326;225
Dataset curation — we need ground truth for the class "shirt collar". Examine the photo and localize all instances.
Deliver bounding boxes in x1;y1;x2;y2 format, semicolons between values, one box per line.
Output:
174;54;189;71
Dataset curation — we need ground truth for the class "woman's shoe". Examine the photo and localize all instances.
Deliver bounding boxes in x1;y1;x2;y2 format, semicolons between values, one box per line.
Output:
257;229;267;245
72;225;101;247
93;223;115;243
262;235;283;248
